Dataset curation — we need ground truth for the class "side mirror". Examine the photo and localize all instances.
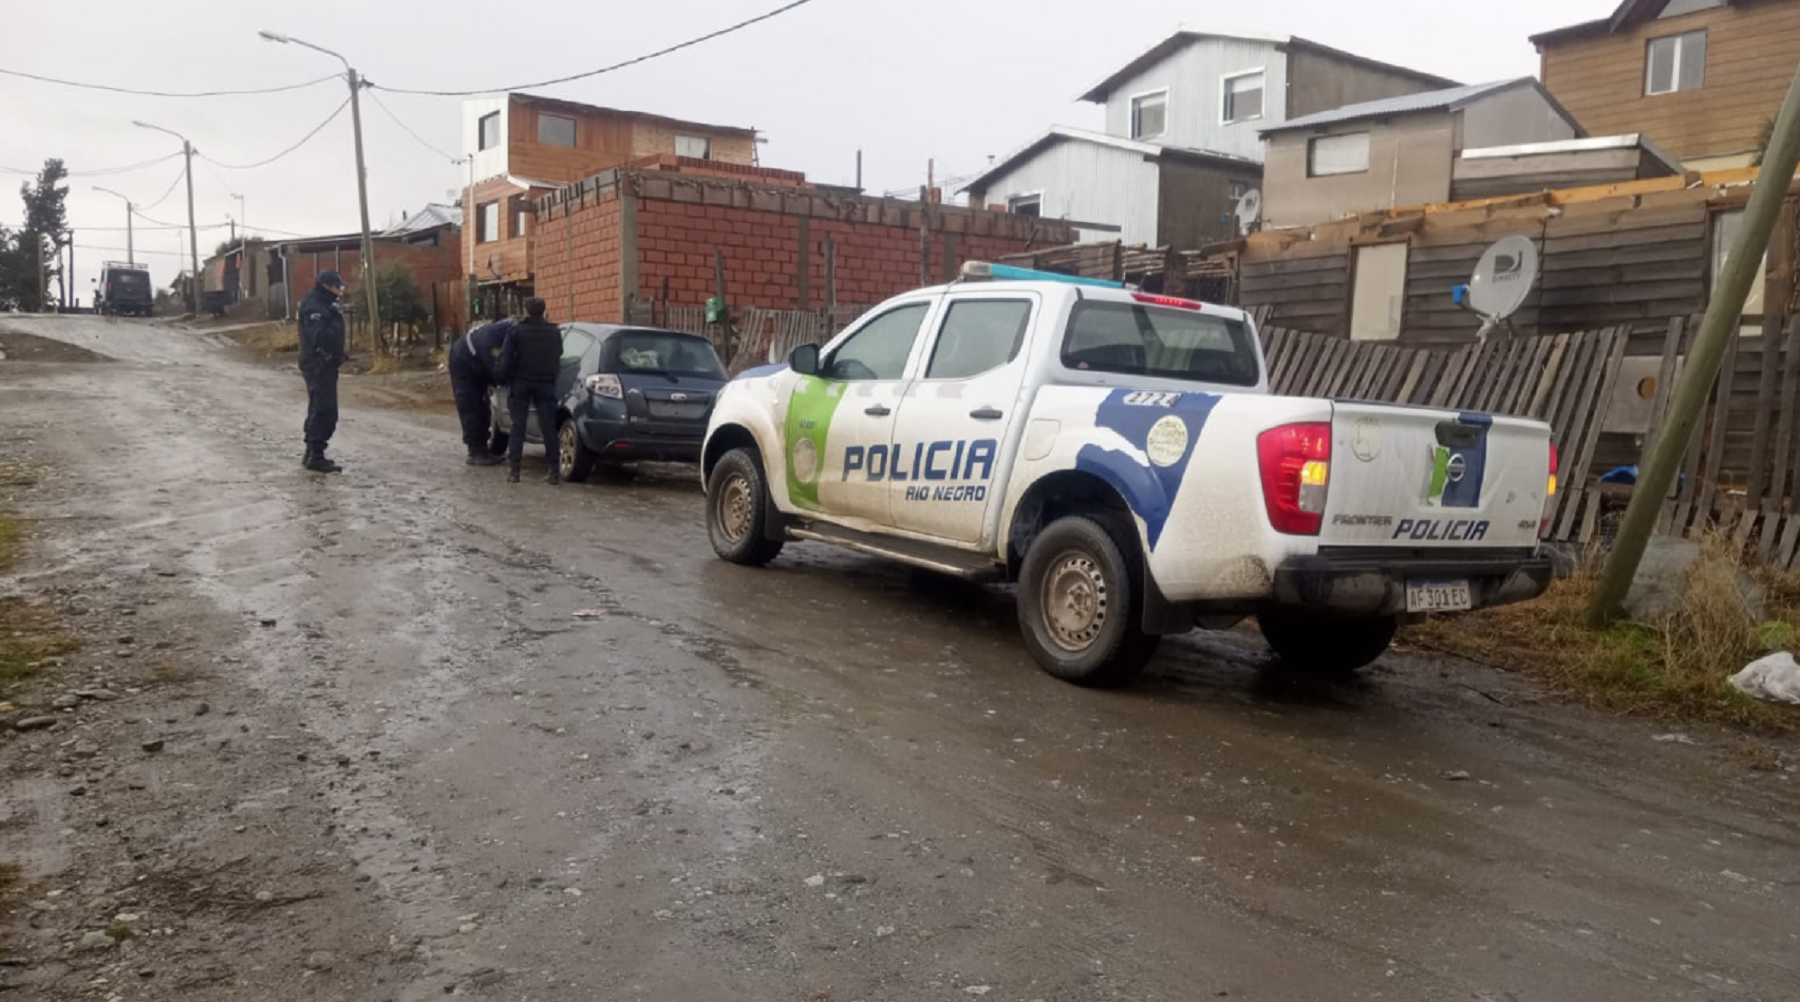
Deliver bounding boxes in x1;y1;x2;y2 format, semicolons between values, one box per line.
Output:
789;342;820;376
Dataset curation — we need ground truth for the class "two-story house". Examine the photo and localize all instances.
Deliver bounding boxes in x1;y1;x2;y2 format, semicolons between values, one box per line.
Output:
963;29;1456;248
1532;0;1800;169
461;93;759;311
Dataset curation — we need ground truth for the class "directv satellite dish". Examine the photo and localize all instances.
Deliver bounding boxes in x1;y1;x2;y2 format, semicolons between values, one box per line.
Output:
1235;189;1262;236
1466;235;1539;341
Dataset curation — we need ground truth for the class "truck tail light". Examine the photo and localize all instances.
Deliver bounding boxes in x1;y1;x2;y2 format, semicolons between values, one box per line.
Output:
1541;442;1559;538
584;373;622;398
1130;292;1205;310
1257;422;1331;536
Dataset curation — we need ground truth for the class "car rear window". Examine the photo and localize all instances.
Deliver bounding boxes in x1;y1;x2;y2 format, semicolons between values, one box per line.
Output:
113;272;148;288
1062;301;1260;387
612;332;725;379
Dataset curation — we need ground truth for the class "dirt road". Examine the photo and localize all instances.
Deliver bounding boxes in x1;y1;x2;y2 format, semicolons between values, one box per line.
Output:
2;315;1796;1002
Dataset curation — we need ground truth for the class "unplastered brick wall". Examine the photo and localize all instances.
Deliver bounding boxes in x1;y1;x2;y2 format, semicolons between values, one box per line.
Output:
533;167;1074;323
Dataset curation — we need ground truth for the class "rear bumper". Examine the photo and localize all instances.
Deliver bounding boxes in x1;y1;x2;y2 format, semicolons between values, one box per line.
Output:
577;417;703;463
1270;547;1553;617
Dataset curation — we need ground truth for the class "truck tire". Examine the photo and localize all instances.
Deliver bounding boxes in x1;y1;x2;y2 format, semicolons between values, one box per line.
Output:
558;421;595;483
1258;609;1396;677
1017;513;1160;687
707;447;785;566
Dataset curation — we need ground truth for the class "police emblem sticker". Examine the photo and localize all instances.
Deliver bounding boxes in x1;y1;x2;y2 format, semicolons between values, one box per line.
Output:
1145;415;1189;467
791;438;819;484
1351;416;1381;463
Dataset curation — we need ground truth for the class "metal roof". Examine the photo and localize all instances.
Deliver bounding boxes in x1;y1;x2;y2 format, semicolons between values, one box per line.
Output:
381;202;462;238
1078;28;1457;104
1260;78;1580;135
962;125;1258;194
1459;133;1684;175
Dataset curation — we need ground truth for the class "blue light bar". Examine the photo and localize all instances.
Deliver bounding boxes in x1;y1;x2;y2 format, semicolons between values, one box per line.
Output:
960;261;1125;288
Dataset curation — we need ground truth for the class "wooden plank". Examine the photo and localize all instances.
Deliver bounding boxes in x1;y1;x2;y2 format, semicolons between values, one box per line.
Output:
1308;339;1348;398
1692;331;1742;532
1270;331;1312;392
1394;350;1430;404
1262;329;1293;379
1498;337;1545;415
1429;347;1473;408
1637;318;1687;467
1527;333;1573;419
1743;320;1785;521
1556;329;1628;539
1543;330;1598;447
1765;317;1800;557
1445;341;1491;409
1549;331;1609;537
1288;335;1329;397
1778;513;1800;570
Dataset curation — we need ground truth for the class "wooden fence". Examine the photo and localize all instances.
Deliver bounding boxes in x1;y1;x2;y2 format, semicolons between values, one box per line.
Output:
648;302;871;372
1253;314;1629;543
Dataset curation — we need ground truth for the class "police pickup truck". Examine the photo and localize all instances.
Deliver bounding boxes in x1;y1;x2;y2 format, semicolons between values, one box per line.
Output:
701;263;1555;686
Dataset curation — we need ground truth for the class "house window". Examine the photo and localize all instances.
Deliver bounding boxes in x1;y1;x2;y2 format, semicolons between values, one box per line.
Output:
1308;133;1371;176
1130;90;1168;140
477;201;500;244
1646;30;1705;95
1222;70;1265;124
1712;209;1767;329
537;113;576;147
509;195;529;240
1351;242;1409;342
477;112;500;152
675;134;712;159
1008;193;1042;217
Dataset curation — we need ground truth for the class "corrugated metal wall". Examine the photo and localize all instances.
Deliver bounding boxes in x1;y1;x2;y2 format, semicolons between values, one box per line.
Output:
1100;37;1286;162
969;139;1162;244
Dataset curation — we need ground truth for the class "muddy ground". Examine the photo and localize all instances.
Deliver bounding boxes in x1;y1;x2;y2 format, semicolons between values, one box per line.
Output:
1;314;1796;1002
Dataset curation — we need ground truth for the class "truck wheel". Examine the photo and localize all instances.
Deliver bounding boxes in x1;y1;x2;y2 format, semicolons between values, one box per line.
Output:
1017;513;1160;687
707;447;785;566
558;421;595;483
1258;609;1396;677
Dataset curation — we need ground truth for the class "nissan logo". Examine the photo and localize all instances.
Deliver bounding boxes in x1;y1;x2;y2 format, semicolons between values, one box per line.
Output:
1445;453;1468;484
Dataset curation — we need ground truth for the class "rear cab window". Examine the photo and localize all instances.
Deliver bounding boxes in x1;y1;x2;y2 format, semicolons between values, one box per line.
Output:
1062;300;1260;387
608;331;725;379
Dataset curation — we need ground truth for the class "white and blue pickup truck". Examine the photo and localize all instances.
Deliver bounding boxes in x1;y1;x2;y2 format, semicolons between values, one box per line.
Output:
701;263;1556;686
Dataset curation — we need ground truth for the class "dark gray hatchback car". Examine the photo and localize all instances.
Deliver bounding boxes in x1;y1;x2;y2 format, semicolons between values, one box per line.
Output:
493;323;728;481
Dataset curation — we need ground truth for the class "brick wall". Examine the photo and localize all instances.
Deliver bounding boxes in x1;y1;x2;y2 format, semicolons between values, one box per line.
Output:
284;237;462;316
533;168;1074;324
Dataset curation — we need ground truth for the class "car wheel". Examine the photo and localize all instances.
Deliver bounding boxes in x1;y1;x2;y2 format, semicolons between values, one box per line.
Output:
1017;512;1160;687
487;416;509;457
707;447;784;566
559;420;595;483
1257;608;1396;677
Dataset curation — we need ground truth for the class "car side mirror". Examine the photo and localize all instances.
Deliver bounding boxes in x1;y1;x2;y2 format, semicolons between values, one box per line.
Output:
789;342;820;376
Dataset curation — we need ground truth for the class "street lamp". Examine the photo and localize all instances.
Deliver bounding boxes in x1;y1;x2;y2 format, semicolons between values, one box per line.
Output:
132;119;200;315
230;193;249;301
258;29;380;348
92;185;135;263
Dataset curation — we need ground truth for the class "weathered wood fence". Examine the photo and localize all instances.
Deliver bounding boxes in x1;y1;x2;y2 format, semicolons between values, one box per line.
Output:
647;303;871;371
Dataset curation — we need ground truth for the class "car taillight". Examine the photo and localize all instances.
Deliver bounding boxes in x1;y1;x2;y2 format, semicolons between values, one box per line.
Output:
1541;442;1559;538
584;373;622;398
1257;422;1331;535
1130;292;1205;310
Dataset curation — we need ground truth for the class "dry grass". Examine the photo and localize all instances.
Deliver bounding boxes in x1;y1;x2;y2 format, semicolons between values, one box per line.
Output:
1411;534;1799;729
0;511;18;574
228;321;298;355
0;510;79;692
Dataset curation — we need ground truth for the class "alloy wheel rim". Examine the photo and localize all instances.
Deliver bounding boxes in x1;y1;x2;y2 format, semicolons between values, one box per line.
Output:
559;424;577;475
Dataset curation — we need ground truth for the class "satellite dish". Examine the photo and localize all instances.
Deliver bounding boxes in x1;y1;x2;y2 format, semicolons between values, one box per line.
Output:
1235;189;1262;236
1466;235;1539;340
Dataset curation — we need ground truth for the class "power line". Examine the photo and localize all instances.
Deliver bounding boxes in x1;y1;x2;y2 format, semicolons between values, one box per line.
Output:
136;163;189;213
0;65;342;98
199;97;350;169
200;158;240;197
0;151;184;178
369;0;820;96
367;90;457;162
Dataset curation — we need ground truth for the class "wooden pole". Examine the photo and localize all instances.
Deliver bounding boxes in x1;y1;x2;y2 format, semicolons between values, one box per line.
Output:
1588;58;1800;625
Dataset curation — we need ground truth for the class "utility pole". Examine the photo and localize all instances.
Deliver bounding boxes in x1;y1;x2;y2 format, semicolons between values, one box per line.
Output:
133;121;201;315
36;233;47;312
259;30;381;351
94;186;134;262
1587;59;1800;625
234;193;248;299
65;232;73;310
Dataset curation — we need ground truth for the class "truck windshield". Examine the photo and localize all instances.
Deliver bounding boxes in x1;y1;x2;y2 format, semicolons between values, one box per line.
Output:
1062;301;1260;387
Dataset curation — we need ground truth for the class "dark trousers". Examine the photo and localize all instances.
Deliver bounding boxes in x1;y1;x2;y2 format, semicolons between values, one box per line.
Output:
506;380;559;469
447;347;492;453
302;366;340;449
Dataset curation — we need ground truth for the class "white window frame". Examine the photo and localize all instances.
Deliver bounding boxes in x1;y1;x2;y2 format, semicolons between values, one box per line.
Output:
537;112;577;148
1007;191;1044;217
1645;30;1706;96
1129;88;1169;141
477;112;501;152
1307;132;1372;177
675;134;712;160
1220;68;1267;125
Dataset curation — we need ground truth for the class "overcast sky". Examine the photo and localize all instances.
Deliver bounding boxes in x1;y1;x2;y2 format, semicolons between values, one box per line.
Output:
3;0;1617;296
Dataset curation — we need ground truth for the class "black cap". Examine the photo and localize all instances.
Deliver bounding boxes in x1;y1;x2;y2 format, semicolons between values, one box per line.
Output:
317;270;344;289
525;297;547;319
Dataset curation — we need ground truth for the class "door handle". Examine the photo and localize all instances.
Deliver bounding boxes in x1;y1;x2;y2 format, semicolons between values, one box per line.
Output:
970;406;1004;420
864;404;892;417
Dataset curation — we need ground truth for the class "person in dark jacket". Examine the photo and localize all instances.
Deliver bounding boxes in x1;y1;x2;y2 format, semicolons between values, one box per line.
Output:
496;298;563;484
297;271;348;473
447;317;514;466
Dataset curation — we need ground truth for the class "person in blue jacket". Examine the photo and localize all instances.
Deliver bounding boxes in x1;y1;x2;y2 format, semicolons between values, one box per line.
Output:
447;317;514;466
296;271;348;474
496;298;563;485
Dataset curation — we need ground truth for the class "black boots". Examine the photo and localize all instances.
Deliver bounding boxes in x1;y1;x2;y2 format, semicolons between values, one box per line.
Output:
507;465;521;483
545;465;560;486
466;450;504;467
303;446;343;474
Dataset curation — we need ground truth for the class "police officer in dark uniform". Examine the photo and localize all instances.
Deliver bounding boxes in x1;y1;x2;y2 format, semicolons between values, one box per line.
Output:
447;317;514;466
297;271;348;474
496;298;563;485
